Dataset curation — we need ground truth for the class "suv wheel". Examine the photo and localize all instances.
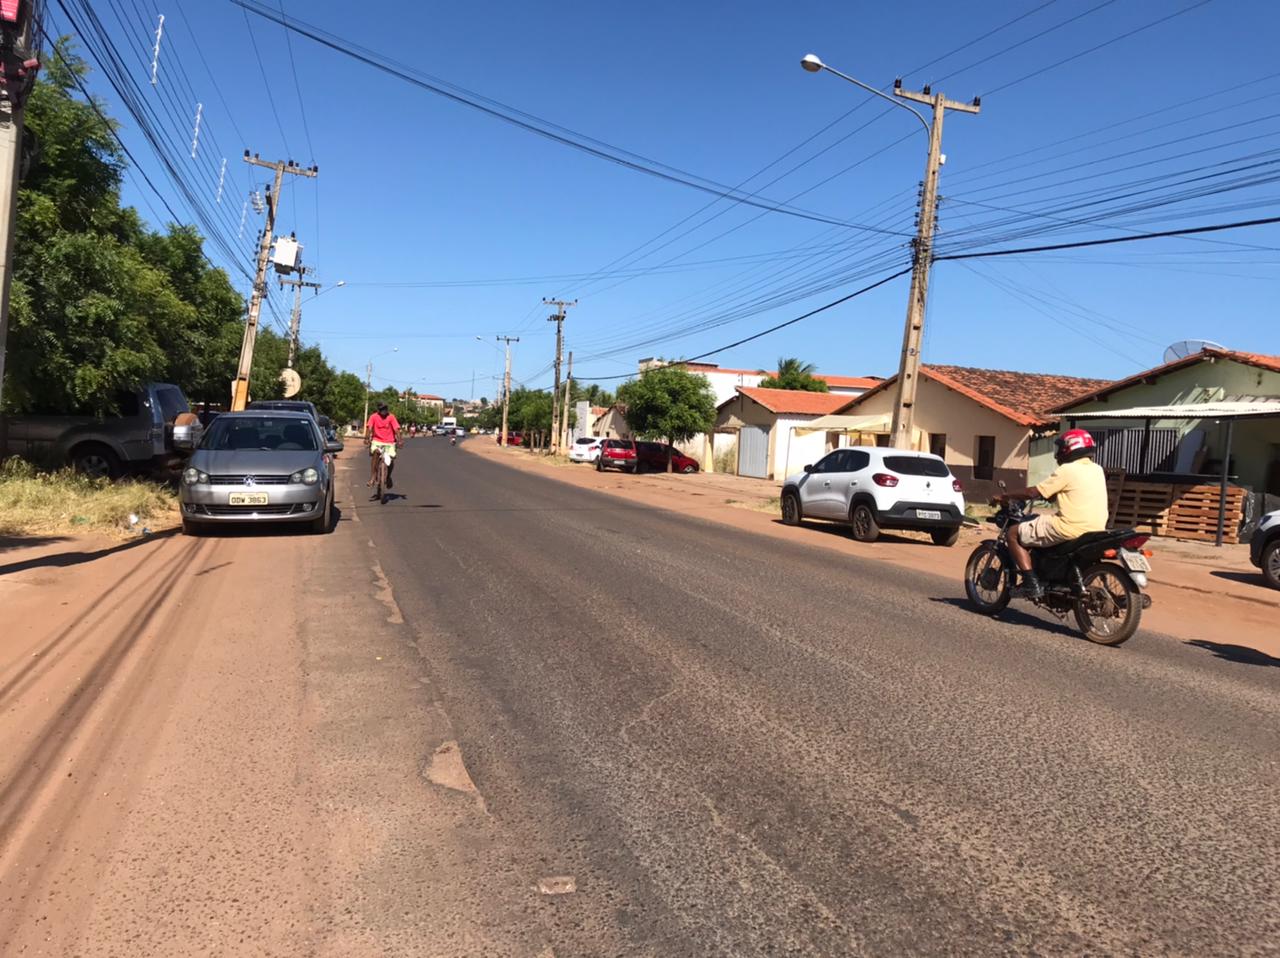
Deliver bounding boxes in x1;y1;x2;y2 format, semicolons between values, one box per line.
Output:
931;526;960;547
781;491;801;526
71;443;122;480
850;503;880;543
1264;539;1280;590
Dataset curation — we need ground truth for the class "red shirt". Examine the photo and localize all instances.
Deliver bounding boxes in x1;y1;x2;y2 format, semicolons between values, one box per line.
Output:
366;412;400;443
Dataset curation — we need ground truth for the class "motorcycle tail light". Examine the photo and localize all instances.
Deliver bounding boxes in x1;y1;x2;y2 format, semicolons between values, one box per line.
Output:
952;478;963;493
1103;548;1117;558
872;473;899;487
1122;534;1150;550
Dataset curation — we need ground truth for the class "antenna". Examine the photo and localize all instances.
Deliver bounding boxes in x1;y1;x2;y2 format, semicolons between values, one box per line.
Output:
1163;339;1226;364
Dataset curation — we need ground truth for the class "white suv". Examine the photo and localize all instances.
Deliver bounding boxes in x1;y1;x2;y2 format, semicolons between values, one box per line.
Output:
569;436;604;463
780;446;966;546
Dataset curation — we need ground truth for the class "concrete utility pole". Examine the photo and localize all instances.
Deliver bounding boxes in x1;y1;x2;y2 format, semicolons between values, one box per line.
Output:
279;265;321;369
0;1;40;416
560;351;573;449
543;298;575;454
887;83;979;450
363;360;372;431
497;335;518;449
230;153;317;411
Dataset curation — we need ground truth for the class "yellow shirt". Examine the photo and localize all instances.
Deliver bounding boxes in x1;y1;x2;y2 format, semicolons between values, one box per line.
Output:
1036;457;1109;538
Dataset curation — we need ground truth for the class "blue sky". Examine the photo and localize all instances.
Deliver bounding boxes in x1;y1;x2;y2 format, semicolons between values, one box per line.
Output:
52;0;1280;399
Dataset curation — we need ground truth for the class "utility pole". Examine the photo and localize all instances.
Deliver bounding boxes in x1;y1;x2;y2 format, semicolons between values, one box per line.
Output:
0;2;40;417
497;335;518;449
560;350;573;449
279;264;321;368
888;83;979;450
363;360;372;433
230;152;317;411
543;297;575;454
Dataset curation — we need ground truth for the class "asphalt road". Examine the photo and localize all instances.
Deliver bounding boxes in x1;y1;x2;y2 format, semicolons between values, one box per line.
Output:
365;440;1280;956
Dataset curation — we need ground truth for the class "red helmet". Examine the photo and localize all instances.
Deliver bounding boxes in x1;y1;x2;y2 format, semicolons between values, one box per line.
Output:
1055;428;1096;455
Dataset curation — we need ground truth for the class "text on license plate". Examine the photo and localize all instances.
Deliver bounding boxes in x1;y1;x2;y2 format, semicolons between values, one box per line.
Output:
916;509;942;520
1120;550;1150;572
228;492;269;506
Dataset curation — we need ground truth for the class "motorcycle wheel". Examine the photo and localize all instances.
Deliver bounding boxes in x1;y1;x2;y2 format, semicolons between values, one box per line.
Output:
964;541;1011;615
1074;563;1142;646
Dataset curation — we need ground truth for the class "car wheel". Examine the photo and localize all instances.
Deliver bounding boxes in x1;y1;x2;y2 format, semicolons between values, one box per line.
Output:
781;491;802;526
596;458;605;472
931;526;960;547
1263;539;1280;590
850;503;880;542
681;464;696;474
310;490;332;534
71;443;122;480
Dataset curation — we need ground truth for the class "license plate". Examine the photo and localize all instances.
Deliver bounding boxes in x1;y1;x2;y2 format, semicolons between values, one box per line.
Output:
228;492;269;506
916;509;942;520
1120;550;1150;572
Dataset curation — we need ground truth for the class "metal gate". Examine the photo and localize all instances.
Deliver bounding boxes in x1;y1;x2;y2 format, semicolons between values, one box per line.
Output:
738;426;769;478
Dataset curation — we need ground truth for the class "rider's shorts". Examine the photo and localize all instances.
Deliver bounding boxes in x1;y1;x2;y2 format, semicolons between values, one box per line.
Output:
370;439;397;460
1018;513;1070;548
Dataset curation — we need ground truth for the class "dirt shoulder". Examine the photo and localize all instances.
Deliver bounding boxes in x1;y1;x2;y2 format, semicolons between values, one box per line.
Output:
0;453;558;955
463;440;1279;660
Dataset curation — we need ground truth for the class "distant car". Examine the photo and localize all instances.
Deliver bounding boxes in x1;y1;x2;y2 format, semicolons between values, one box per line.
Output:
781;446;965;546
1250;510;1280;589
569;436;604;463
179;411;343;536
454;426;466;438
636;441;699;474
597;438;637;473
496;431;523;446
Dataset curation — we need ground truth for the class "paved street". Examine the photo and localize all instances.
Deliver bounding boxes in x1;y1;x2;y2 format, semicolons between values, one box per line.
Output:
358;441;1280;955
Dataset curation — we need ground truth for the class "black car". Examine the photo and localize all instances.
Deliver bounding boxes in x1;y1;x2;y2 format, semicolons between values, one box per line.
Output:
1249;510;1280;589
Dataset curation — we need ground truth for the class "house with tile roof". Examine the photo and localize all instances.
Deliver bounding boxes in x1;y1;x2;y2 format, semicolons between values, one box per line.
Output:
1051;347;1280;498
639;360;881;406
833;365;1113;496
713;387;858;480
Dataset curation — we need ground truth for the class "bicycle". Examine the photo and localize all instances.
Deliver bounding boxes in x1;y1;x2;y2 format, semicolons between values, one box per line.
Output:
369;443;394;504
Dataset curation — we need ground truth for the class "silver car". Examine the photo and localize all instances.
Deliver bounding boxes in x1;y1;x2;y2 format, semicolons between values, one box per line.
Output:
179;411;343;535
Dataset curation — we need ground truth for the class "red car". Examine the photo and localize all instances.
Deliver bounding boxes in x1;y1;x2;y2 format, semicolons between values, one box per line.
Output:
637;441;699;474
496;431;524;446
596;438;637;472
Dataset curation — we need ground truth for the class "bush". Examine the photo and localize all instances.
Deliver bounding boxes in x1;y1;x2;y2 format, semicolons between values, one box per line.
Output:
0;457;175;536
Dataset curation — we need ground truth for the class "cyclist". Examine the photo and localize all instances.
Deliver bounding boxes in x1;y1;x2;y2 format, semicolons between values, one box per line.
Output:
365;402;402;492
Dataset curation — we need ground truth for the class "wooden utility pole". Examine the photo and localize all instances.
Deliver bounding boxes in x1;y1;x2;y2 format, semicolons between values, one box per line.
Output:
888;84;979;450
497;335;518;449
543;298;575;454
230;153;317;411
560;351;573;449
279;264;322;369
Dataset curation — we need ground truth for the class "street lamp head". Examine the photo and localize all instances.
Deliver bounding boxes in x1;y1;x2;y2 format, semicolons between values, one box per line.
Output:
334;280;346;288
800;54;824;73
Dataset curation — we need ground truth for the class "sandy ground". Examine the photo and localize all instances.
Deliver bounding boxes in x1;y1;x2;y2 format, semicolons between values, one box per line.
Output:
0;454;559;956
464;440;1279;659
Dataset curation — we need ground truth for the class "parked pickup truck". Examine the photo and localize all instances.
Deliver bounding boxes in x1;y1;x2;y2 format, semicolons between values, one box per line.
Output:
0;382;202;478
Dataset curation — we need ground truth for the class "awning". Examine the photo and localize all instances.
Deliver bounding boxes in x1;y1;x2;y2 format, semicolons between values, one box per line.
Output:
1064;401;1280;421
793;413;893;435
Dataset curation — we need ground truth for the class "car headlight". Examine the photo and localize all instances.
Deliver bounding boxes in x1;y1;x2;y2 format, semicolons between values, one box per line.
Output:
182;467;209;485
290;467;320;485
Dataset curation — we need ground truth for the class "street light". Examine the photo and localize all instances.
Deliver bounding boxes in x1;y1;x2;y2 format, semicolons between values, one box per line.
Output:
800;53;978;449
363;345;399;431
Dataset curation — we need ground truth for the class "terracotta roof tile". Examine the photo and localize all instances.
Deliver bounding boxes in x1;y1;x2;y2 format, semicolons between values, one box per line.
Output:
818;374;882;390
1048;347;1280;410
733;386;853;416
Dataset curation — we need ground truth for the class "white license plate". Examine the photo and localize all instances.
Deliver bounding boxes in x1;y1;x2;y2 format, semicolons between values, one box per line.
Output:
1120;550;1150;572
228;492;269;506
916;509;942;520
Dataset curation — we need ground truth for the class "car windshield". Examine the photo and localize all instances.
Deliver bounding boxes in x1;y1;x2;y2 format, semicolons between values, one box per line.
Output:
201;416;318;451
883;455;949;477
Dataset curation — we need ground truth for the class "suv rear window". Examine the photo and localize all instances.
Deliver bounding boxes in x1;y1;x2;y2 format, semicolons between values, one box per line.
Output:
883;455;949;477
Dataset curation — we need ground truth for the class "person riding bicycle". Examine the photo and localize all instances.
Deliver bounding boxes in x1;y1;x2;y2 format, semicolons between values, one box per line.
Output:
995;428;1108;600
365;402;401;491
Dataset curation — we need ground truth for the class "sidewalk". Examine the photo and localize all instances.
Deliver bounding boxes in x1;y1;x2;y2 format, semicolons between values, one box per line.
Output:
465;441;1279;659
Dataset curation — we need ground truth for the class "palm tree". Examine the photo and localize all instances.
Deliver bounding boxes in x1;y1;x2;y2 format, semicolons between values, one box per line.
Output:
759;357;829;392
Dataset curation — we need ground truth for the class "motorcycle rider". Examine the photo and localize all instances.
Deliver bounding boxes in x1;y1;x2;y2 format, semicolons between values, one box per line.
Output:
995;428;1109;599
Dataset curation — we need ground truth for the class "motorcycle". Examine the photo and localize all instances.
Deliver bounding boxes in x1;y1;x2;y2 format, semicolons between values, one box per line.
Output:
450;435;456;446
963;498;1153;646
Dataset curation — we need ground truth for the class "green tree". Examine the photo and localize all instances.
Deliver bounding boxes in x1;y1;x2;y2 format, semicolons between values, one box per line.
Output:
617;366;716;472
324;372;367;428
758;357;828;392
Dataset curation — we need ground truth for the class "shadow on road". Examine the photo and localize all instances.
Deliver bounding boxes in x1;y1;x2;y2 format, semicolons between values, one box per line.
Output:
0;529;179;577
0;534;71;553
1209;569;1269;590
1185;639;1280;667
929;595;1082;640
194;504;344;538
770;518;943;549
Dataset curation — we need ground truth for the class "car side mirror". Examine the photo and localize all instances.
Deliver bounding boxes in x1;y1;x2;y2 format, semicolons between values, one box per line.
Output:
803;464;814;473
324;440;345;454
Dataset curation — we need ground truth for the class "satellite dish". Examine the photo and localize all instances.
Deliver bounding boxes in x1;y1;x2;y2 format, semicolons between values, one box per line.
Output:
279;367;302;398
1163;339;1226;364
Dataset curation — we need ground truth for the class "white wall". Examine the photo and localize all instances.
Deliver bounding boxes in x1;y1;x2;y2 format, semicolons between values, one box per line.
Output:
774;417;831;480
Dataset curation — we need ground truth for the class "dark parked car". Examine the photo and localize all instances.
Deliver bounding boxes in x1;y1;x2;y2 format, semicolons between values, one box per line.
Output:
636;441;699;474
597;438;637;472
1250;509;1280;589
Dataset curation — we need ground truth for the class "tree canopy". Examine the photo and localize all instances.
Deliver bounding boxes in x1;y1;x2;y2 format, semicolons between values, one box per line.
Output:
618;366;716;470
758;357;829;392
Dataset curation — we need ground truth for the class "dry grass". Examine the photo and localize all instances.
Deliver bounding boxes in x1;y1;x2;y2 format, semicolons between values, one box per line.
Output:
0;458;177;538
